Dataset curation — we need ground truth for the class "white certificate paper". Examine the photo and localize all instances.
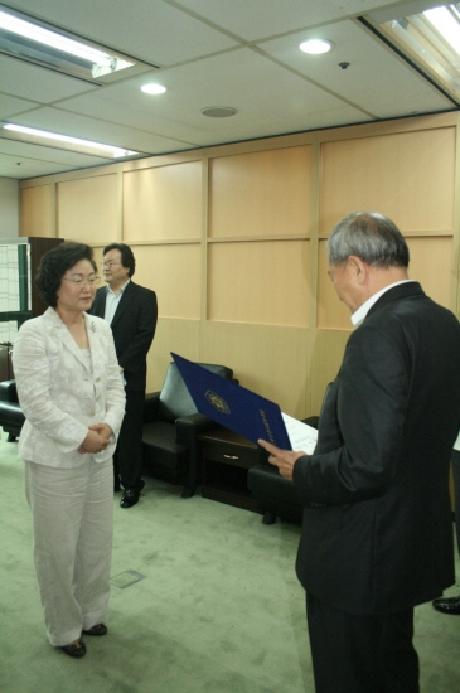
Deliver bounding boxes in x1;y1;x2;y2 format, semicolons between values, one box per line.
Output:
282;412;318;454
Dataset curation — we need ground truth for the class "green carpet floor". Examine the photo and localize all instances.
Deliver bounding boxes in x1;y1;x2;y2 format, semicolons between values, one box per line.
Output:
0;433;459;693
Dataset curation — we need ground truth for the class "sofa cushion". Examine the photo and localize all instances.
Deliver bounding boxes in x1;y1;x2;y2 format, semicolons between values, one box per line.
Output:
0;380;18;404
158;363;232;423
142;421;187;471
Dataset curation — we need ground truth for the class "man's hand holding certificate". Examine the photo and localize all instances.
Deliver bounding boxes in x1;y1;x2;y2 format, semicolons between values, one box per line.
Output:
257;439;306;480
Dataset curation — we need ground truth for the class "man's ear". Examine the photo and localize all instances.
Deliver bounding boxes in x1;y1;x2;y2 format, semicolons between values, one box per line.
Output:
348;256;368;285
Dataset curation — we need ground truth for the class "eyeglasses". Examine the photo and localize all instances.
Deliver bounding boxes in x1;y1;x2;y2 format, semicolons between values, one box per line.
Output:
102;261;121;269
63;274;100;286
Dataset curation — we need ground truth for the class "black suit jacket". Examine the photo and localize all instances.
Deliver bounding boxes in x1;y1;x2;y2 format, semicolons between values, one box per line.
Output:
91;281;157;392
294;282;460;615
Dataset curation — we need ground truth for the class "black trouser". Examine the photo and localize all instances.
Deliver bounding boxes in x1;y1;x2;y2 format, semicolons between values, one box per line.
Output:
113;389;145;490
452;449;460;554
306;593;419;693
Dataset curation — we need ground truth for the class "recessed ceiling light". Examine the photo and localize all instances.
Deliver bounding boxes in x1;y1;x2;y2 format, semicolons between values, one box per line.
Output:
201;106;237;118
299;38;333;55
2;123;139;158
140;82;166;95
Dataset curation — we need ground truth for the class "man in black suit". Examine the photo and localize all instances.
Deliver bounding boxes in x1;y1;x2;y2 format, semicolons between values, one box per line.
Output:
259;212;460;693
92;243;157;508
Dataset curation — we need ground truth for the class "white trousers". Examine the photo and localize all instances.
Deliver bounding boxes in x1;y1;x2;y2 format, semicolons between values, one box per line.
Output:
25;457;113;646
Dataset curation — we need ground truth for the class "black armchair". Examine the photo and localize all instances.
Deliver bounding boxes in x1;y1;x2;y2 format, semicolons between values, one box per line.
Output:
142;361;233;497
0;380;24;441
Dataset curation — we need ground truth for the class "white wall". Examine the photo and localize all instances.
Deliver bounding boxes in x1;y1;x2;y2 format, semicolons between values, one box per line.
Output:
0;178;19;238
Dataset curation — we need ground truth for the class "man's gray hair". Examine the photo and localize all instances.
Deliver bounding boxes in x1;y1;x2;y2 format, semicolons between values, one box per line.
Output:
328;212;410;267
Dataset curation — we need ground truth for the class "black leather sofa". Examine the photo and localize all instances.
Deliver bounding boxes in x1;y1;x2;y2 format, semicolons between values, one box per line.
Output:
142;362;234;497
0;380;24;441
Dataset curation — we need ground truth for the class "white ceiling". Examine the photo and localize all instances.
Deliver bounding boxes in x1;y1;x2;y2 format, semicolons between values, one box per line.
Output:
0;0;456;179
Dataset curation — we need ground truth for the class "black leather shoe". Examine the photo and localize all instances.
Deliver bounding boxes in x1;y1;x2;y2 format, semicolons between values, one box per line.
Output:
56;640;87;658
432;595;460;615
120;488;140;508
82;623;108;636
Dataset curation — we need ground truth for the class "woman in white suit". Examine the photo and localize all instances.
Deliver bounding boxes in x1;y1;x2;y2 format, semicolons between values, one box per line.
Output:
13;242;125;658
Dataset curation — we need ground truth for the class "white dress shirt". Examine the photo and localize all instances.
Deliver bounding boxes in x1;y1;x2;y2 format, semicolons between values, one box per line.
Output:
351;280;416;327
104;279;130;325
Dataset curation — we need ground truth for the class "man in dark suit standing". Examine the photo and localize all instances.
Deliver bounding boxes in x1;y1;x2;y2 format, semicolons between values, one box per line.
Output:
92;243;158;508
259;212;460;693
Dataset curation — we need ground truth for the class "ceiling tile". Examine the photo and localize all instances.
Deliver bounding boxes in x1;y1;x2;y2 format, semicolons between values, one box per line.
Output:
0;93;41;119
0;1;454;180
0;153;82;178
175;0;405;40
0;137;113;167
57;48;368;146
262;19;453;116
10;107;195;154
0;54;97;102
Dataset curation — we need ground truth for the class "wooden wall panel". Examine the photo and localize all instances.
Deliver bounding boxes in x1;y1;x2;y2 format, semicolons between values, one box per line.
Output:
200;321;314;417
18;114;460;420
134;244;201;320
320;128;455;236
408;237;452;308
123;161;202;242
58;174;119;243
208;240;310;326
210;146;312;238
317;240;351;329
147;318;200;393
309;330;350;414
19;184;55;237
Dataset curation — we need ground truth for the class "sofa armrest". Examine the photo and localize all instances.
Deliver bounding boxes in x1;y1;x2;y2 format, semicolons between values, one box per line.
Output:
143;392;161;422
302;415;319;429
0;379;18;404
175;413;219;446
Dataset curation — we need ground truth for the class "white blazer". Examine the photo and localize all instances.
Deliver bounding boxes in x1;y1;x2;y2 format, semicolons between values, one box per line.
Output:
13;307;125;467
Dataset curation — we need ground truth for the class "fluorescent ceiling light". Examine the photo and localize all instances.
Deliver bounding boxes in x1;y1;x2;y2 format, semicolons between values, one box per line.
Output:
3;123;138;158
0;9;132;69
299;38;333;55
367;3;460;103
0;3;154;83
423;6;460;54
140;82;167;94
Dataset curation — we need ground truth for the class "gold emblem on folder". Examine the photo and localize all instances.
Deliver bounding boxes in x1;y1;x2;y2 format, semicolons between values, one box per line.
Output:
205;389;231;415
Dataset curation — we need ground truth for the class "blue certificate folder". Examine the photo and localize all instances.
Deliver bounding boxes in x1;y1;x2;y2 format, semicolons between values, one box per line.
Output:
171;353;291;449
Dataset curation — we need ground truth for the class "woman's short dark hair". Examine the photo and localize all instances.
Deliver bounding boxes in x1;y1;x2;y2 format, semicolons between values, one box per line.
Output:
103;242;135;276
35;242;94;308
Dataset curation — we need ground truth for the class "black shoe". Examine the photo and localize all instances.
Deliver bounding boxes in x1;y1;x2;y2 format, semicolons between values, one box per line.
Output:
56;640;87;658
120;488;140;508
432;595;460;615
82;623;108;636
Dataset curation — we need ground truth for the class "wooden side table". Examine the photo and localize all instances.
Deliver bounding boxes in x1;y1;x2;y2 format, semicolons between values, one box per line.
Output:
197;427;262;511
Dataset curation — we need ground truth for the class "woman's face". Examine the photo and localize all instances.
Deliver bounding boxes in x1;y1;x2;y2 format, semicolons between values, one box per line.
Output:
56;259;97;314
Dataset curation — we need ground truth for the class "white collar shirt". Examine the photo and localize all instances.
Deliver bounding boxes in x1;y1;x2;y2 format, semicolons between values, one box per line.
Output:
351;280;416;328
104;279;130;325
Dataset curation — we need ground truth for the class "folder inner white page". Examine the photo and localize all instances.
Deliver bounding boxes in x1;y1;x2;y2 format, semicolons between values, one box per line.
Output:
282;413;318;454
